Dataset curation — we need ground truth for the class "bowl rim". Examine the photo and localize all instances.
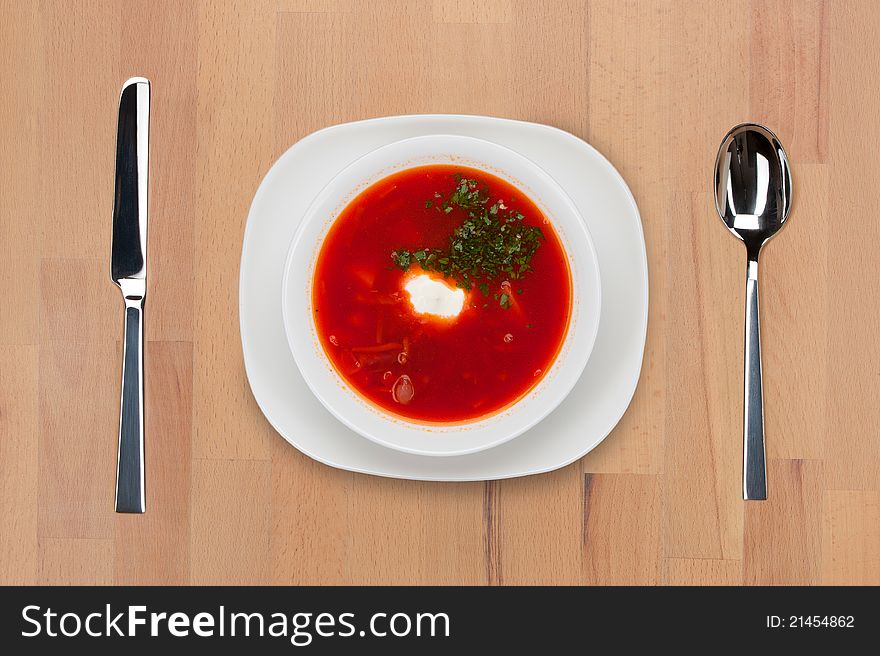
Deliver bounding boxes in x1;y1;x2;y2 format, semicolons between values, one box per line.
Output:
281;133;602;456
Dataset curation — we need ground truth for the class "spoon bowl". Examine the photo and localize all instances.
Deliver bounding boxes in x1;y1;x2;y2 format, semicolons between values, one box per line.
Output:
715;124;792;255
713;123;792;500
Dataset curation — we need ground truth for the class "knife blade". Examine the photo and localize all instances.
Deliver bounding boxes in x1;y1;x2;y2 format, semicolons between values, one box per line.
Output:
111;77;150;513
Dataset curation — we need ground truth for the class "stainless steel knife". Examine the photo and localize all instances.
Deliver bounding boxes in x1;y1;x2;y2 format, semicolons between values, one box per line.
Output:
111;77;150;513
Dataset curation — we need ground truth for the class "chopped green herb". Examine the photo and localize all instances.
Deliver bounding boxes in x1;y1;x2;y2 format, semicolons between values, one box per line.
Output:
499;293;510;310
425;200;432;208
517;288;523;295
478;283;489;297
447;177;487;209
391;250;412;271
391;175;544;291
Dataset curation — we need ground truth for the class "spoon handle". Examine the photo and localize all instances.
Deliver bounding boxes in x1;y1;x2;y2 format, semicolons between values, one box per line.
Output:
743;256;767;500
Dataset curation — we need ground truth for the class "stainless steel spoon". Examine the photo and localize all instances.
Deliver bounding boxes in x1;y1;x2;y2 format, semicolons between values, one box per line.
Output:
713;123;792;501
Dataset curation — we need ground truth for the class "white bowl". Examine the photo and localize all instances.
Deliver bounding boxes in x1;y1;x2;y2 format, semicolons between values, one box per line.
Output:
281;134;601;456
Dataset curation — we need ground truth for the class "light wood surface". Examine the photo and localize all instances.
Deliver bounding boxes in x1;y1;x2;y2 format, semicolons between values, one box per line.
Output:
1;0;878;586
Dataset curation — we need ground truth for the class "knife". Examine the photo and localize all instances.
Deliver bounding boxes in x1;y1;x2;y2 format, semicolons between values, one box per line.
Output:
111;77;150;513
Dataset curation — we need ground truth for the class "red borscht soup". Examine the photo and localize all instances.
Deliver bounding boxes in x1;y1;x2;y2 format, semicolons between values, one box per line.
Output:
312;165;572;423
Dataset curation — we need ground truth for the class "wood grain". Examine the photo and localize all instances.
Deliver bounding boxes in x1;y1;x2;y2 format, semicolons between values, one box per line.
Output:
825;0;880;492
195;0;277;462
0;3;42;346
744;459;824;585
583;474;661;585
0;347;39;584
1;0;878;585
664;558;742;586
750;0;829;163
762;164;828;460
822;490;880;585
581;0;665;476
270;442;350;585
664;192;742;561
38;538;114;585
191;459;272;585
38;340;117;540
495;467;585;585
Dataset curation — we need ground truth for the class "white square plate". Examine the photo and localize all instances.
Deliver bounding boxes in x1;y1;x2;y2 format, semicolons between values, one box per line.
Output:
240;115;647;480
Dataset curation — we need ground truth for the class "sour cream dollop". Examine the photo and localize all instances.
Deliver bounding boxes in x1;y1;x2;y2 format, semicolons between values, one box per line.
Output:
403;274;465;319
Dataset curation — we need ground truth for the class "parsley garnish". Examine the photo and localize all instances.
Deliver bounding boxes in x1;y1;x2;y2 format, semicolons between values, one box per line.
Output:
391;175;544;308
391;250;411;270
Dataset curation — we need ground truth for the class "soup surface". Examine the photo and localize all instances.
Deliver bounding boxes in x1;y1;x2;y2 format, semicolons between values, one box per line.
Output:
312;165;572;423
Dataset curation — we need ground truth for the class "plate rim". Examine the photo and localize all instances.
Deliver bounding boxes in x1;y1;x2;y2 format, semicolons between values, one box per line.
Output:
239;113;649;481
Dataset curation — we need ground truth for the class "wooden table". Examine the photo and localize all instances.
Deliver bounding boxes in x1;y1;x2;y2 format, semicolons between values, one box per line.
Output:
2;0;878;586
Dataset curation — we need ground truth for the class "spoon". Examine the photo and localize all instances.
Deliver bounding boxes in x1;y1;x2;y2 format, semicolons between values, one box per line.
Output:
713;123;792;501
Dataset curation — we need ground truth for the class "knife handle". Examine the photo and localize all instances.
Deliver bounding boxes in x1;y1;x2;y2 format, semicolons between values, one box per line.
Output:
116;299;145;513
